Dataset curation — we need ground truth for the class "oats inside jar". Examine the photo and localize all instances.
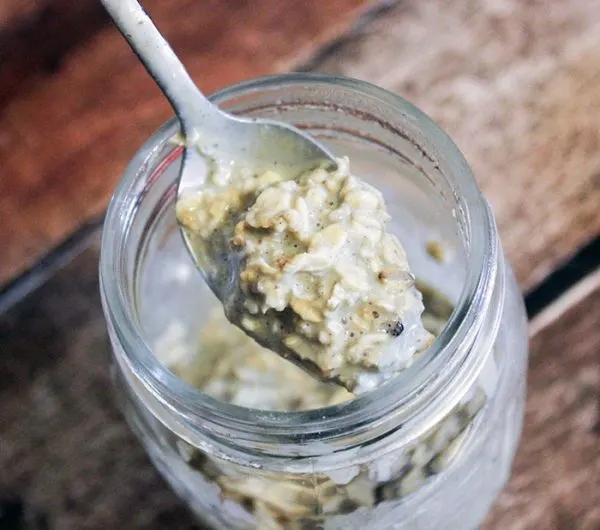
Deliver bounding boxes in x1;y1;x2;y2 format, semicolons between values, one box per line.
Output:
164;307;353;411
156;290;488;529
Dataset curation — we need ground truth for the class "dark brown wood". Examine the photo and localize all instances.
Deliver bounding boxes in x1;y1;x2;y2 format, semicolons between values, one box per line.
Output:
484;269;600;529
0;0;49;29
315;0;600;291
0;0;376;286
0;239;200;529
0;1;109;105
3;0;600;291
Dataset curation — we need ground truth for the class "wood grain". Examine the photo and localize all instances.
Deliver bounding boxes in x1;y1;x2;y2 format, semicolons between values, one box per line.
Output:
0;239;200;530
484;268;600;530
0;1;109;105
315;0;600;290
4;0;600;292
0;0;376;286
0;0;50;28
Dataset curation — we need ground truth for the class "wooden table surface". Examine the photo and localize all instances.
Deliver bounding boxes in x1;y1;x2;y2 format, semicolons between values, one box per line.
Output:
1;1;599;529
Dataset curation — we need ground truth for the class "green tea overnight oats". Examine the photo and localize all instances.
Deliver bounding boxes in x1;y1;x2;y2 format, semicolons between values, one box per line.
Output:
100;74;528;530
176;157;433;393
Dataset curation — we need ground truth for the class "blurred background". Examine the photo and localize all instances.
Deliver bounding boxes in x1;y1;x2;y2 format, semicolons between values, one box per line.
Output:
1;1;599;529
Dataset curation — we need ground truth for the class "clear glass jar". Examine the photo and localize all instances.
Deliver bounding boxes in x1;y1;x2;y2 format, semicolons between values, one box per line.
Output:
99;74;528;530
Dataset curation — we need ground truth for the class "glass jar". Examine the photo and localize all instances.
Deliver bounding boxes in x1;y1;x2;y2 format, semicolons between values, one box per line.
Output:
99;74;528;530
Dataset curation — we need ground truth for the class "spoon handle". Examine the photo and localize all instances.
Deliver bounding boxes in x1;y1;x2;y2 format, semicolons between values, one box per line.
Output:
101;0;224;139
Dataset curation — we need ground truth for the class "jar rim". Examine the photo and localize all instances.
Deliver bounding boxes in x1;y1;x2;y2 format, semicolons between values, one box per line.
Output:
100;72;498;450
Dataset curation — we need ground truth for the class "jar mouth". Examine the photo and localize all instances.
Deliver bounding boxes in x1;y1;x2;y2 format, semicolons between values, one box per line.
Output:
100;73;497;446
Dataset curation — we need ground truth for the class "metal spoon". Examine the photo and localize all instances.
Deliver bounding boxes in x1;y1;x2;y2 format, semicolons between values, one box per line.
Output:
101;0;337;297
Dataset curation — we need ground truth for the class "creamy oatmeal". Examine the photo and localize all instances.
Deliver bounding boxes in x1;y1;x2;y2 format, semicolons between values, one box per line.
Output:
176;157;433;393
167;308;352;411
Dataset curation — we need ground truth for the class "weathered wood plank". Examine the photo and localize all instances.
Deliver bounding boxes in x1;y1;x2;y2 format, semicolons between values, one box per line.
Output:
0;239;201;529
484;268;600;529
0;0;48;28
0;0;376;286
0;1;109;105
4;0;600;292
315;0;600;290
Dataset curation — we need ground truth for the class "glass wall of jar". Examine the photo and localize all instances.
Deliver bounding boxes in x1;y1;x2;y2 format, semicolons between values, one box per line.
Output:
100;74;529;530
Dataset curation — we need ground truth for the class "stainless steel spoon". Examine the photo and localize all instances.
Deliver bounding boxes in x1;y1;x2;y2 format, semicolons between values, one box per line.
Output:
101;0;337;297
